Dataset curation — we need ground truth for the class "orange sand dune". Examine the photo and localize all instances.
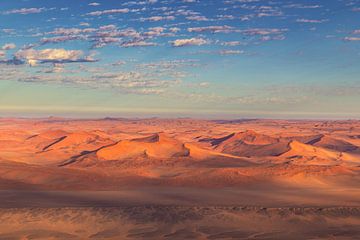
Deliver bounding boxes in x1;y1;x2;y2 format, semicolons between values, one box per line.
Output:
0;118;358;205
205;130;290;157
97;133;189;160
0;118;359;239
293;134;359;152
280;140;360;166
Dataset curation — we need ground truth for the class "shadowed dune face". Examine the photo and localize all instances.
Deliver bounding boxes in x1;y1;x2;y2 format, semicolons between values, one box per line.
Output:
293;134;359;152
203;130;289;157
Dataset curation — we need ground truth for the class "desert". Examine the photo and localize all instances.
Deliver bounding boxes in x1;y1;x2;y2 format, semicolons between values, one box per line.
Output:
0;118;359;239
1;0;360;238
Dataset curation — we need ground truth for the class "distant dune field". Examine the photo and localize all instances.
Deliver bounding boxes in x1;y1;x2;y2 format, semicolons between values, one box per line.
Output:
0;118;359;239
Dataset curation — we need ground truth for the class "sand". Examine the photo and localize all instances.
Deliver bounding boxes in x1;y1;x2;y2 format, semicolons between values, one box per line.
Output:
0;118;359;239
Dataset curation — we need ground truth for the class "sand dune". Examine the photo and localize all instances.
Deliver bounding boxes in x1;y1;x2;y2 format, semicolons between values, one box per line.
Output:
203;130;289;157
0;118;358;186
293;134;359;152
0;118;359;238
281;140;360;166
202;130;279;147
97;133;190;160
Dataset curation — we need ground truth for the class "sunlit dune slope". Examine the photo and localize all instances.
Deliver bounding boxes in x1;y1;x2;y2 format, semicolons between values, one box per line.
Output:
97;133;190;160
292;134;359;152
281;140;360;166
202;130;289;157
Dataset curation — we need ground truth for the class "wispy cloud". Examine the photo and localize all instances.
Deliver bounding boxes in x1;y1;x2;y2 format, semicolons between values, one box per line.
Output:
1;43;16;50
344;37;360;41
86;8;130;16
171;38;208;47
188;25;235;33
3;8;45;15
296;18;328;23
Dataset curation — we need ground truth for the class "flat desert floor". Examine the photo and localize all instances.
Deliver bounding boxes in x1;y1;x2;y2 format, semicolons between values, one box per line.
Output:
0;118;359;239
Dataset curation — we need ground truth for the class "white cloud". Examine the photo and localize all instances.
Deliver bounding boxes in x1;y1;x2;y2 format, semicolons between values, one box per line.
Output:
14;48;97;66
172;38;208;47
219;50;244;55
89;2;100;6
241;28;287;35
188;25;234;33
3;8;45;15
344;37;360;41
86;8;130;16
186;15;209;21
140;16;175;21
1;43;16;50
169;27;181;33
296;19;328;23
221;41;244;46
121;40;157;47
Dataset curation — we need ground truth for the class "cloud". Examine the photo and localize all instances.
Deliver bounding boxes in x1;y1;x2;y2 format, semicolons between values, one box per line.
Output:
241;28;287;36
137;59;200;69
1;43;16;50
123;0;158;6
14;48;97;66
284;4;321;9
49;27;96;35
193;50;244;55
186;15;209;21
92;37;121;48
41;35;87;44
41;25;174;49
219;50;244;55
112;60;126;66
171;38;208;47
188;25;235;33
121;40;157;47
296;19;328;23
0;57;24;65
3;8;45;15
221;41;244;46
260;35;285;41
17;69;179;95
86;8;130;16
143;27;167;37
89;2;100;6
140;16;175;21
217;15;235;20
79;22;90;27
169;27;181;33
344;37;360;41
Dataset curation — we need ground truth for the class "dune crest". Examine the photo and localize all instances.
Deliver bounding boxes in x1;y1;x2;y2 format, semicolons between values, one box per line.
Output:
97;133;190;160
281;140;360;166
207;130;288;157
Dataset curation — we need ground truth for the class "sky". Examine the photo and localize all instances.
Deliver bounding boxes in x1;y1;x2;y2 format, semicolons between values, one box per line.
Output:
0;0;359;119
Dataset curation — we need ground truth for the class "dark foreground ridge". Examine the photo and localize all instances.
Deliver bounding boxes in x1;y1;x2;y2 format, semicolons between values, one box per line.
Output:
1;206;359;240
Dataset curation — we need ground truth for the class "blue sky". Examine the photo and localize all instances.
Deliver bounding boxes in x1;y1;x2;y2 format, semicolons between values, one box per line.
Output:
0;0;359;119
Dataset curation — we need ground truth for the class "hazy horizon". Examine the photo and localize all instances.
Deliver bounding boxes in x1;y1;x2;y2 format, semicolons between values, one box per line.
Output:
1;110;360;120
